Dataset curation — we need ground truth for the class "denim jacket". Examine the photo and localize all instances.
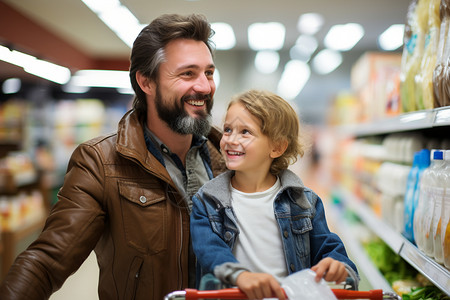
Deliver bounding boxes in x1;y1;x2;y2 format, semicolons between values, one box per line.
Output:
190;169;359;287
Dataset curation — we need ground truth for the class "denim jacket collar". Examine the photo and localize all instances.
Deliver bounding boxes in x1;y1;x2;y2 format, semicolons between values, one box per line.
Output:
199;169;311;209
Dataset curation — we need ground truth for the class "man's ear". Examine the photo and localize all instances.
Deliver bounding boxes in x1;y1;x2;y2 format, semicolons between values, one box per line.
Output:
270;139;288;159
136;71;153;95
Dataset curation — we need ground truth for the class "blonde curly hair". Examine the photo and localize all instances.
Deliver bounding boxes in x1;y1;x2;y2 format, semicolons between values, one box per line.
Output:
227;89;305;175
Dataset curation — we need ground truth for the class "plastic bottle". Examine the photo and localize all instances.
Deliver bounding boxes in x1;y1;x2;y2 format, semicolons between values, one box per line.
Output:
413;149;432;249
421;150;444;257
433;150;450;264
404;151;421;242
441;150;450;268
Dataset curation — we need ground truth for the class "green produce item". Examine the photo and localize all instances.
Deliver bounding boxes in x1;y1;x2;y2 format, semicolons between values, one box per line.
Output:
402;286;450;300
364;238;417;284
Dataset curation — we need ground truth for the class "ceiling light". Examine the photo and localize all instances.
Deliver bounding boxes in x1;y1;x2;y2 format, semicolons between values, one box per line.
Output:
254;51;280;74
0;45;71;84
69;69;131;88
297;13;324;35
2;78;22;94
24;59;71;84
312;49;343;75
378;24;405;51
277;60;310;100
324;23;364;51
289;35;318;62
81;0;144;48
248;22;285;51
211;22;236;50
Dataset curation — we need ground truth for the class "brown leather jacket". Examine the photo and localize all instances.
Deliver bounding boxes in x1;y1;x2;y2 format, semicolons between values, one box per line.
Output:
0;109;227;300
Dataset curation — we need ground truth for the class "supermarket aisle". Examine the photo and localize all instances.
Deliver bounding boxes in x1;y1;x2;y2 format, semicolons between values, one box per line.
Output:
50;251;99;300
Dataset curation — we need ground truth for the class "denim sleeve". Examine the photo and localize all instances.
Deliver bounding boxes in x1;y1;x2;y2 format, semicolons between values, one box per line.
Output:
309;195;359;283
190;194;239;274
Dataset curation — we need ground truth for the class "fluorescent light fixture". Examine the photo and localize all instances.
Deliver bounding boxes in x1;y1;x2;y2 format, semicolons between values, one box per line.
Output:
24;59;71;84
248;22;285;51
211;22;236;50
378;24;405;51
277;60;310;100
289;35;318;62
0;45;71;84
254;50;280;74
297;13;324;35
2;78;22;94
69;69;131;89
312;49;343;75
81;0;145;48
324;23;364;51
80;0;121;14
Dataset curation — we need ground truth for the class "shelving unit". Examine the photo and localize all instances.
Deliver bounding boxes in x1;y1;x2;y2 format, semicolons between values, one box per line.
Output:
339;107;450;137
337;189;450;295
331;106;450;296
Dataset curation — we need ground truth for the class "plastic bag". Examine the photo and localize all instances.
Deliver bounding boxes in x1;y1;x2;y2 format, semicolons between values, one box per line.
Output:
281;269;337;300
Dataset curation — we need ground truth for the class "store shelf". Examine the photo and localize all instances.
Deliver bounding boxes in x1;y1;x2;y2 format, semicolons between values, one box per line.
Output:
329;206;393;292
337;189;450;295
338;107;450;137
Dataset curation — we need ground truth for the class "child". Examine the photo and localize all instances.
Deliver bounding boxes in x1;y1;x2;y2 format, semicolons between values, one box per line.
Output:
190;90;358;299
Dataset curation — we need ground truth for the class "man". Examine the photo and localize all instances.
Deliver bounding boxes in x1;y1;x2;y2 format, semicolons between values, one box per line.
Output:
0;14;226;300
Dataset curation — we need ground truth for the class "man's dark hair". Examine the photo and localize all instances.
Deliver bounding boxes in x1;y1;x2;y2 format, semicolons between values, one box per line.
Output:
129;14;215;117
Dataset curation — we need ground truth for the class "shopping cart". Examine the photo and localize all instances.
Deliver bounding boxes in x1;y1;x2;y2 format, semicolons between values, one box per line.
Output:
164;272;401;300
164;287;401;300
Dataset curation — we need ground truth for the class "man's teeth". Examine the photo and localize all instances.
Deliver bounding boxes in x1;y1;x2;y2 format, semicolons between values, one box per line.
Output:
227;151;243;156
187;99;205;106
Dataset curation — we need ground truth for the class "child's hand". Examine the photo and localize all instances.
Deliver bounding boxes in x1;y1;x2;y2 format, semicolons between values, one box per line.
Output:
311;257;348;284
236;271;286;300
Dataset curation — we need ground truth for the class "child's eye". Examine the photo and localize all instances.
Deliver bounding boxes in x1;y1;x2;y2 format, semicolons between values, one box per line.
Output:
242;129;250;135
223;127;232;134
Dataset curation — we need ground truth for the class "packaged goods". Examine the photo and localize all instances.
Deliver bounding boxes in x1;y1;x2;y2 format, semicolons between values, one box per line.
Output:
401;0;420;112
413;0;432;110
418;0;441;109
433;0;450;107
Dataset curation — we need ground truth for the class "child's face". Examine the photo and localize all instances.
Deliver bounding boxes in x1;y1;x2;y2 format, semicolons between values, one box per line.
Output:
220;102;275;174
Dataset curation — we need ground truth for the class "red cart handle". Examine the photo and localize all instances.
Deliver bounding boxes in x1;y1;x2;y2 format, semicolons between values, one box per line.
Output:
185;288;385;300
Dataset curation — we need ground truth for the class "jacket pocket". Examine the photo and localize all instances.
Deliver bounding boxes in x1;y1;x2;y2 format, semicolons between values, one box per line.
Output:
119;180;167;254
290;216;312;266
124;256;144;300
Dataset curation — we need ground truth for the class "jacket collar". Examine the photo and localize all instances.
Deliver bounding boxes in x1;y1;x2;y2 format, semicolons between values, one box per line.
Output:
200;169;310;209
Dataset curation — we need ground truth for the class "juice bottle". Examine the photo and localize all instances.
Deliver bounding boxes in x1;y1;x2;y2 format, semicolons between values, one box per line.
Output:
418;0;440;109
422;150;444;257
432;150;448;263
404;151;421;242
442;150;450;268
413;149;432;250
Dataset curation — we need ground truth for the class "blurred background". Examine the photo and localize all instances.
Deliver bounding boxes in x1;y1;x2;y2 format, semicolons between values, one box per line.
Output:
1;0;450;299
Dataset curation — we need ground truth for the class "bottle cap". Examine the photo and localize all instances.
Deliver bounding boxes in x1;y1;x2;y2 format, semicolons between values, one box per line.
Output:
433;150;443;160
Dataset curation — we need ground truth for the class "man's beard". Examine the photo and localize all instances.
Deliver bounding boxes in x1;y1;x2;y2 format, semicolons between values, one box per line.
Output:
154;87;213;136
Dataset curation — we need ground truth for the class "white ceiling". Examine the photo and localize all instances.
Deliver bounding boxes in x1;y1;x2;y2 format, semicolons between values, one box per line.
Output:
1;0;412;124
3;0;411;58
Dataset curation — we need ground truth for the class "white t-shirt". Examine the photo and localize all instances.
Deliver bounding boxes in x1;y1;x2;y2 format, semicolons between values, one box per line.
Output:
231;177;288;282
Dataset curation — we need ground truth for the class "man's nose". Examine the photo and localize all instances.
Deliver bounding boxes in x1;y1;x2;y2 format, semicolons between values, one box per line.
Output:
193;74;212;94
